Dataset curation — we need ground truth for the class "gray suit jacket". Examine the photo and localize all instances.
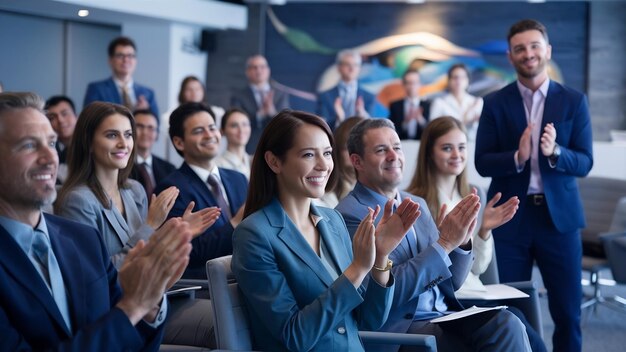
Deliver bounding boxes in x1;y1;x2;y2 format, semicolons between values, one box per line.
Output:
335;182;473;340
56;180;153;268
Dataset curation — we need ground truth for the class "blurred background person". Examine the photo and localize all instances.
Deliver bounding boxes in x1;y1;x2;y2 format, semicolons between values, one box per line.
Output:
317;116;364;208
55;102;217;268
430;64;483;141
388;69;430;140
215;108;252;179
44;95;78;184
130;109;177;198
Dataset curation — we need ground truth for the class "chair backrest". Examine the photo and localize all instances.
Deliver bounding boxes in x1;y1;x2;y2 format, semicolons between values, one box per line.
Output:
479;240;500;285
578;177;626;255
603;233;626;283
206;255;253;351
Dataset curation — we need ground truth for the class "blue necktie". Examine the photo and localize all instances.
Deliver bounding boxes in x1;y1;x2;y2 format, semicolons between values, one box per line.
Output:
340;85;355;118
31;230;72;331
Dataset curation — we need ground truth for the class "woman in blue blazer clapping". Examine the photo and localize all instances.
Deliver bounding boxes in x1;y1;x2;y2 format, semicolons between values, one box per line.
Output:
232;110;420;351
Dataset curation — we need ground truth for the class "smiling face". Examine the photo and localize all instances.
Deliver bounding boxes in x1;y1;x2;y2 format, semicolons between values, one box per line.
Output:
508;29;552;81
246;55;270;86
447;67;469;95
338;53;361;83
222;111;251;148
0;107;58;212
108;44;137;80
270;123;333;200
46;101;77;145
92;113;134;173
174;111;221;167
352;127;404;197
134;112;158;156
432;128;467;177
182;79;205;104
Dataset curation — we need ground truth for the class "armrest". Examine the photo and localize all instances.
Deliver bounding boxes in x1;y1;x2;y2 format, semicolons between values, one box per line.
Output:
176;279;209;290
600;231;626;242
359;331;437;351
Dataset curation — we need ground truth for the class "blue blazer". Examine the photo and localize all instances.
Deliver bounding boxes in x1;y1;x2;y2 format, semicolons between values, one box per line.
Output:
83;77;159;117
155;162;248;278
0;214;162;351
475;81;593;234
336;183;472;342
317;85;376;129
232;198;394;352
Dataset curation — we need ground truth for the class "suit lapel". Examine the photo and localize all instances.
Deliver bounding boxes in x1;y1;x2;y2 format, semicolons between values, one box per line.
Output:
219;168;238;216
181;163;215;208
106;77;122;104
46;216;83;335
0;220;72;336
101;201;131;247
542;81;562;126
267;199;335;287
312;205;351;272
505;83;528;137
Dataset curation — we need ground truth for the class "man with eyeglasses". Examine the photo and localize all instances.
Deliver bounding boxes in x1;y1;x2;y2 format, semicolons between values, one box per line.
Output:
130;109;176;199
84;36;159;118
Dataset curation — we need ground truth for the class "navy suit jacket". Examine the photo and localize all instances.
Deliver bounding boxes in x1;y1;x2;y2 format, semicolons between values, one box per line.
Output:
475;81;593;234
232;198;394;351
130;155;177;196
388;98;431;140
154;162;248;278
84;77;159;117
230;84;290;154
0;213;162;351
336;183;472;343
317;85;376;129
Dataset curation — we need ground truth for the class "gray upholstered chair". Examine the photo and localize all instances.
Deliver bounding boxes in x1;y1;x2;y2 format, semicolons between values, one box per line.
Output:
578;177;626;313
596;231;626;313
206;255;437;352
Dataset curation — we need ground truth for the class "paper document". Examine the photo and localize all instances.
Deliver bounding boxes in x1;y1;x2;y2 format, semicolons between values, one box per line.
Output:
454;284;529;300
431;305;507;323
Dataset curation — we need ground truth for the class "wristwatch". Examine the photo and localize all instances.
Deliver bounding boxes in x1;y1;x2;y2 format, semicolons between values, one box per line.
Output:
549;144;561;164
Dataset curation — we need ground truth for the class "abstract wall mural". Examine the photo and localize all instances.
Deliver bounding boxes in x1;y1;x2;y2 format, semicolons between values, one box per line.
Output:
264;2;587;116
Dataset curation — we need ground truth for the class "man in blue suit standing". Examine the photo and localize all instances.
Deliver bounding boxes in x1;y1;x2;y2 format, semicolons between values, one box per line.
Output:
317;50;376;129
155;103;248;278
336;118;531;352
0;92;192;350
84;36;159;117
475;19;593;352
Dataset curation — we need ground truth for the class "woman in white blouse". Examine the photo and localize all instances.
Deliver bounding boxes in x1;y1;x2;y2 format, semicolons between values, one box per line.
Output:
429;63;483;141
406;116;519;293
215;108;252;179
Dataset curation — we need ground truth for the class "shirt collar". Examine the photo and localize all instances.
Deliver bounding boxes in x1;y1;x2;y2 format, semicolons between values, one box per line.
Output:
0;213;48;255
516;78;550;98
188;163;220;183
137;154;153;166
339;80;357;92
250;82;270;93
113;77;134;90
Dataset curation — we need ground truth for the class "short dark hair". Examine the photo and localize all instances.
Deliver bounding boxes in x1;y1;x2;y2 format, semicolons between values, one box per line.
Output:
244;110;336;219
402;69;420;83
447;63;470;80
220;108;249;131
507;19;549;46
168;102;216;157
44;95;75;113
108;36;137;57
347;118;396;157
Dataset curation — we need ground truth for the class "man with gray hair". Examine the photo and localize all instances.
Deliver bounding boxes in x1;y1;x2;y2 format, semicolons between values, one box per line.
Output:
336;118;532;351
317;50;376;129
0;92;192;350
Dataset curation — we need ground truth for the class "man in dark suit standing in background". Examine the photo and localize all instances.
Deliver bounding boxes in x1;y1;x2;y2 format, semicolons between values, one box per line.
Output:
84;36;159;118
475;19;593;352
388;69;430;140
0;91;191;351
317;49;376;129
230;54;289;154
130;109;176;199
155;102;247;278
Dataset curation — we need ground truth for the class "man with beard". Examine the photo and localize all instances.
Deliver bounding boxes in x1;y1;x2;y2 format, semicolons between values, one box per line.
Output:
0;92;192;350
475;19;593;352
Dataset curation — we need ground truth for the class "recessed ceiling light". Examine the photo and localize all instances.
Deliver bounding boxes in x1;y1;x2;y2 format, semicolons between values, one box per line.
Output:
78;9;89;17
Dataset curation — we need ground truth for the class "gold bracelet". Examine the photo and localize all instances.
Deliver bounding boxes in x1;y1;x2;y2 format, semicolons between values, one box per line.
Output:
372;259;393;272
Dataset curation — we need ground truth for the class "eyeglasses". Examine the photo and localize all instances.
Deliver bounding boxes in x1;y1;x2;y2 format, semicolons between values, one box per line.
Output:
136;124;157;132
113;53;136;60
